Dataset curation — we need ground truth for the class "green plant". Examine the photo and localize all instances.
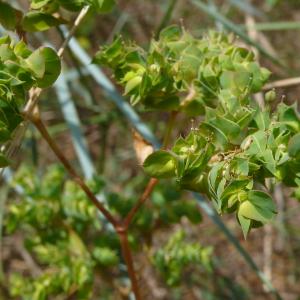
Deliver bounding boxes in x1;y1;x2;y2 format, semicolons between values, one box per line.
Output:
6;165;204;299
95;25;300;238
0;1;299;300
153;229;213;286
0;35;60;167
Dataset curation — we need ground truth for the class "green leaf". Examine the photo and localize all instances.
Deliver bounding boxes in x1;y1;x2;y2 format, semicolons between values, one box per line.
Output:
239;190;276;224
68;229;89;257
22;11;66;32
245;130;267;156
26;49;46;78
200;122;228;148
209;115;241;140
237;213;251;239
14;40;32;58
254;110;270;131
0;2;22;30
220;70;252;93
239;201;268;223
92;0;115;13
0;122;11;142
0;44;16;61
143;150;176;178
260;149;276;175
30;0;53;9
221;179;250;200
124;76;142;95
93;247;119;267
278;103;300;132
57;0;86;11
208;162;224;193
233;157;249;176
288;133;300;159
35;47;61;88
248;190;276;212
0;153;10;167
159;25;182;41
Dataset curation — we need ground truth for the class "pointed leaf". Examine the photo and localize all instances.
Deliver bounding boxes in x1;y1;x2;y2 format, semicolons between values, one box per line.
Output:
22;11;66;32
143;150;176;178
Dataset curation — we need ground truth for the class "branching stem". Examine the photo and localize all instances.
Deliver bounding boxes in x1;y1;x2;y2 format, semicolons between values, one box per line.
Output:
123;111;178;229
123;178;158;229
28;105;177;300
29;107;118;227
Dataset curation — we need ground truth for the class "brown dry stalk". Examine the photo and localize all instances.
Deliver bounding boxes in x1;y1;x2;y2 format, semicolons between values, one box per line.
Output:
263;77;300;90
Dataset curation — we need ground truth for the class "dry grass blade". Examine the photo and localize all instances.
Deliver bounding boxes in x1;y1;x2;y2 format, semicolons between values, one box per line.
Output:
263;77;300;90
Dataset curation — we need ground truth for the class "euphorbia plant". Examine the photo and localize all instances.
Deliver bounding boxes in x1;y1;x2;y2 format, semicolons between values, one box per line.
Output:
95;24;300;238
0;1;299;299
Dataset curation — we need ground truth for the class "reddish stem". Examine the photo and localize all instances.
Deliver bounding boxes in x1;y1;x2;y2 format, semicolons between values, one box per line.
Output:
29;107;177;300
30;111;118;227
118;229;142;300
123;178;158;229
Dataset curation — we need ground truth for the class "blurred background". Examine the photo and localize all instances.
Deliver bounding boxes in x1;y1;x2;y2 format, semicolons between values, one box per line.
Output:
1;0;300;299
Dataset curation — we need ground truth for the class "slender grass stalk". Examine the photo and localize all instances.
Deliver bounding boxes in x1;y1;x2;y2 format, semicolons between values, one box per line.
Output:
156;0;178;38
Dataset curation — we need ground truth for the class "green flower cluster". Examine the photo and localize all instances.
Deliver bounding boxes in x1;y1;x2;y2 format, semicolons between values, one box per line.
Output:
95;25;270;114
144;102;300;237
96;25;300;237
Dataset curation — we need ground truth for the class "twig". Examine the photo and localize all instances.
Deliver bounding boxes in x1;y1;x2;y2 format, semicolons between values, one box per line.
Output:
263;224;273;292
23;5;90;120
57;6;90;57
29;106;118;227
15;237;42;277
118;230;142;300
123;178;158;229
28;105;145;300
263;77;300;90
123;111;178;228
274;184;286;252
4;5;91;166
117;111;178;298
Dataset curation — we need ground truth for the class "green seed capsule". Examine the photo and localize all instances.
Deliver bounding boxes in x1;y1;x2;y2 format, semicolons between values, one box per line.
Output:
265;89;276;102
